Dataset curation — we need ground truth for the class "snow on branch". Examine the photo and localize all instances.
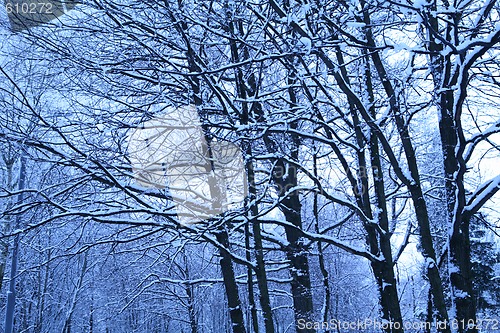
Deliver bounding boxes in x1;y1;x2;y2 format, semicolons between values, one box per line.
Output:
463;174;500;217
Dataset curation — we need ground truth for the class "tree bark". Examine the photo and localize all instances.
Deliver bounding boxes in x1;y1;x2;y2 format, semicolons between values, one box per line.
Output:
228;14;275;332
168;6;248;331
4;154;26;333
358;2;450;329
275;64;314;331
313;148;331;331
363;50;404;332
245;223;260;333
426;4;478;330
0;148;17;292
215;229;247;333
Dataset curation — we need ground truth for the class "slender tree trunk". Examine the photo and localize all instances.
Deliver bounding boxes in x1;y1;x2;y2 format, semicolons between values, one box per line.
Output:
245;223;260;333
186;282;198;333
246;155;275;333
227;14;275;332
313;149;331;331
244;6;315;325
168;6;248;330
274;156;315;331
4;155;26;333
0;150;17;292
358;3;450;330
36;243;51;333
181;253;199;333
442;91;477;331
89;301;94;333
197;106;248;333
363;50;404;332
427;5;477;330
273;64;314;331
448;218;476;333
62;252;88;333
214;229;247;333
327;34;404;331
280;186;314;331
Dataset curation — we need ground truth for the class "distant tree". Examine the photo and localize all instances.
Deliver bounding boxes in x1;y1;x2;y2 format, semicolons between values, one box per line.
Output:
470;215;500;314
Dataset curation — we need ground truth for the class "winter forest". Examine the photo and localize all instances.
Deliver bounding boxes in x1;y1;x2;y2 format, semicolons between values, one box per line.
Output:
0;0;499;332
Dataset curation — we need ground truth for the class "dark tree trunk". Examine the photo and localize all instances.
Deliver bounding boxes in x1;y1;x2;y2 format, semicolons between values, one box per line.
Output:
215;229;247;333
313;149;331;331
184;261;198;333
275;65;314;332
428;4;478;329
247;156;275;333
169;6;248;331
363;50;404;332
227;13;275;332
439;83;476;333
245;223;260;333
358;2;450;329
321;29;405;331
280;188;314;330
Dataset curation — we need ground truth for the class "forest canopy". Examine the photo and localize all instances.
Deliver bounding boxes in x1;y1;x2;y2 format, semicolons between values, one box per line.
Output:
0;0;499;332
